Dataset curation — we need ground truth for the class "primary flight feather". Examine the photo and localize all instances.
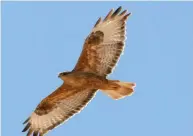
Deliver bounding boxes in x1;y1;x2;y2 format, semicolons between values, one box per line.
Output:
22;6;136;136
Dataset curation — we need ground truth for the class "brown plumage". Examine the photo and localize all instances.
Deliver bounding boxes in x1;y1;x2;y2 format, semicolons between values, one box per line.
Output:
22;6;135;136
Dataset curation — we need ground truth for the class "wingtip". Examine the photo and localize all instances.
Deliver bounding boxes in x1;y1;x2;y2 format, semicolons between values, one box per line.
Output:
123;12;132;20
117;6;122;10
22;123;31;132
120;10;127;16
94;17;102;27
104;8;114;21
27;129;33;136
23;117;30;124
112;6;122;17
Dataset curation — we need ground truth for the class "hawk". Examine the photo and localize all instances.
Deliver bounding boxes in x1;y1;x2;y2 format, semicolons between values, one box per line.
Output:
22;6;136;136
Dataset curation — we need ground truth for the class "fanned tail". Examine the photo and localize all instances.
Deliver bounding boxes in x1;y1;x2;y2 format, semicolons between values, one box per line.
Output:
101;80;136;100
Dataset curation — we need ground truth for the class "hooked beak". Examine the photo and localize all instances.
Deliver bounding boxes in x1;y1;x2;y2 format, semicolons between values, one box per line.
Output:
58;73;62;78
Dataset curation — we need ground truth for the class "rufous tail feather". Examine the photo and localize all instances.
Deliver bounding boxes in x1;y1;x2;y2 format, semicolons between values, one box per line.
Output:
101;80;136;100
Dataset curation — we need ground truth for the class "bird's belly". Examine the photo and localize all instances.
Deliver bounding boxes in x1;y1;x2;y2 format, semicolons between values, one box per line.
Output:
65;76;105;89
64;77;88;87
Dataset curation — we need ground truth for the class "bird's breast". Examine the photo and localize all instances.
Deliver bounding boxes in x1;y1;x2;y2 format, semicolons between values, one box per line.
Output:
62;72;106;89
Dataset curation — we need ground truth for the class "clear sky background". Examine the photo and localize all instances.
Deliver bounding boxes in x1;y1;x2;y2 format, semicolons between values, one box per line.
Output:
2;2;193;136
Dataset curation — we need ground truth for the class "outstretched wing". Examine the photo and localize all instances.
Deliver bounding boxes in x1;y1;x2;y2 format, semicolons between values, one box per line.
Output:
73;6;131;76
22;84;97;136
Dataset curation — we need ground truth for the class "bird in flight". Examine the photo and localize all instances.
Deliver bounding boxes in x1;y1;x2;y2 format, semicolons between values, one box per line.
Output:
22;6;136;136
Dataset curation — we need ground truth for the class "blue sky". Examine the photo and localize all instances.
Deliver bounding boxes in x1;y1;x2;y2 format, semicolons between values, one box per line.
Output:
2;2;193;136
